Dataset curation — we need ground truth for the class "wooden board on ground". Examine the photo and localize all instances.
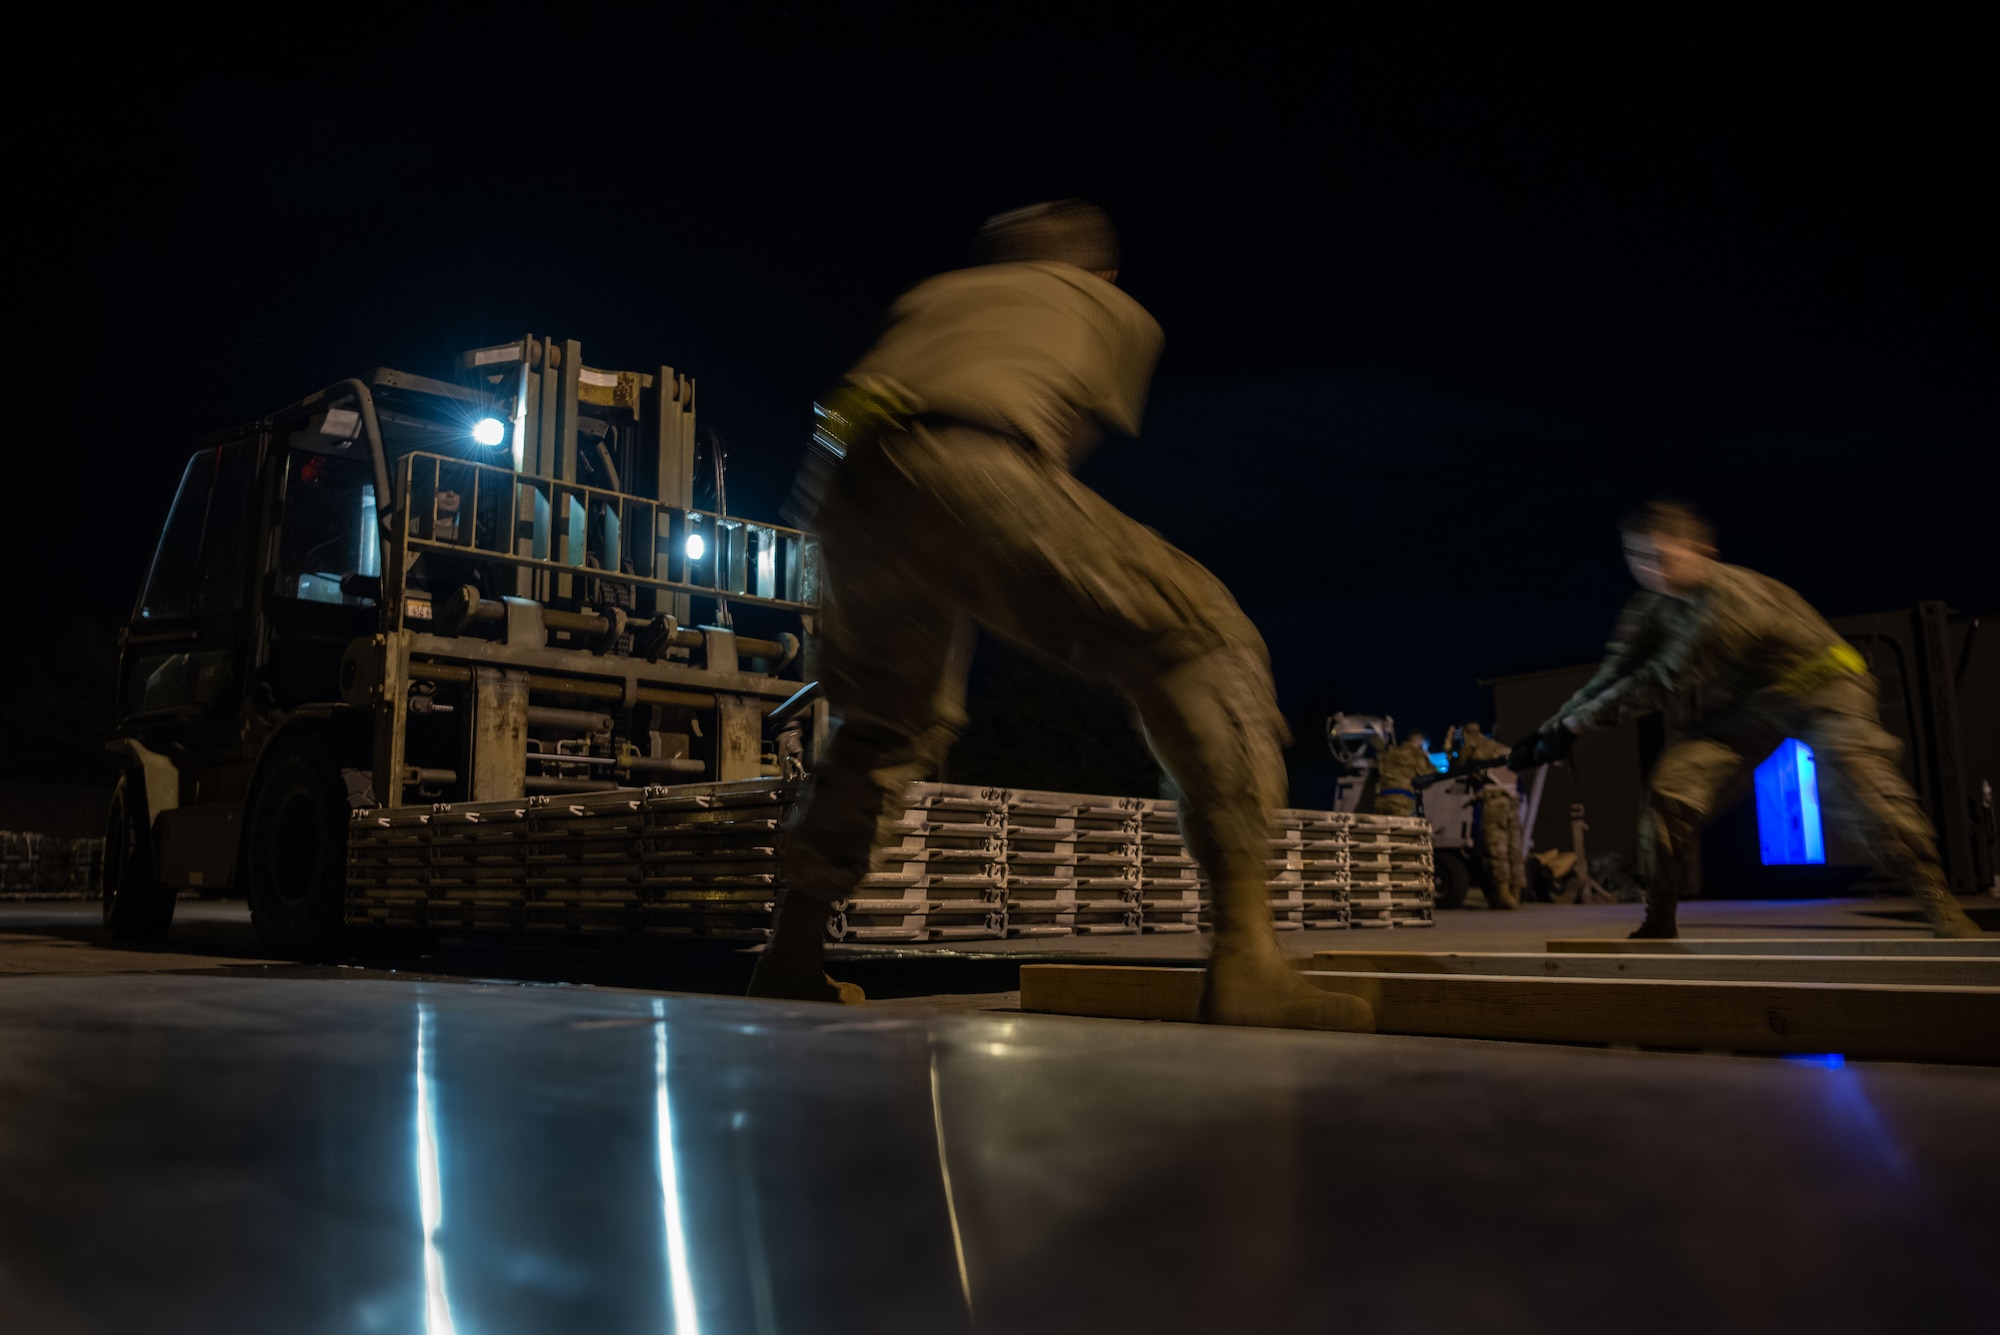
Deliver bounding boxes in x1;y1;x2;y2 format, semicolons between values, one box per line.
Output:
1547;938;2000;957
1311;950;2000;988
1018;964;2000;1065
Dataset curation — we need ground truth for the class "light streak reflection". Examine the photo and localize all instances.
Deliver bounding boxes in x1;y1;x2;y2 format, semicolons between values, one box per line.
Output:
930;1051;974;1317
1817;1062;1913;1183
654;998;702;1335
416;1004;457;1335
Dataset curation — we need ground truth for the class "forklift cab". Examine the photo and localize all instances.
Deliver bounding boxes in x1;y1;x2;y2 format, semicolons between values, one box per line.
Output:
123;375;513;726
108;372;518;935
125;440;258;720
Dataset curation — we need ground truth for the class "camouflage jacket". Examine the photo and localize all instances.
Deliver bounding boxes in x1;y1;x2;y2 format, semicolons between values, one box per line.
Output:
843;261;1164;468
1550;562;1858;734
1375;741;1435;794
1454;732;1518;800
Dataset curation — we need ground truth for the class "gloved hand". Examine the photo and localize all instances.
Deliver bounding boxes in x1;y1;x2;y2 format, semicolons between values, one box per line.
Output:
1542;724;1577;764
1509;725;1576;771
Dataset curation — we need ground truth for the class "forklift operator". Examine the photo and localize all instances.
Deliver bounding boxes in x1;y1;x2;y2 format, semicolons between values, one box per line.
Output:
409;488;495;598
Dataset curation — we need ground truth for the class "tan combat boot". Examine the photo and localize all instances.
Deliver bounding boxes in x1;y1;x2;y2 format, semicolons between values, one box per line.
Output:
1917;875;1984;940
1198;877;1375;1032
1628;899;1678;939
747;892;866;1003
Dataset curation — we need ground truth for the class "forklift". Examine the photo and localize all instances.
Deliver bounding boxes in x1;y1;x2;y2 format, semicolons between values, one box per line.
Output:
104;337;821;955
1324;712;1543;909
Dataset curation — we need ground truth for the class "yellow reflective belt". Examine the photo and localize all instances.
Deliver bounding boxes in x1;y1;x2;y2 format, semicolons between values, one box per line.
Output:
813;384;913;458
1775;642;1868;697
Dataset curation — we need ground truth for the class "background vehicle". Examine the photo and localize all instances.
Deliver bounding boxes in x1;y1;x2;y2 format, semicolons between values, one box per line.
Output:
1324;712;1543;909
105;337;819;954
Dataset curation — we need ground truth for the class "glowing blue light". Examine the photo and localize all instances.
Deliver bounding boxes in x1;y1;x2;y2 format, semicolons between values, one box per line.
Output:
1784;1053;1846;1068
1755;738;1825;865
685;532;706;562
654;999;701;1335
1427;752;1451;773
471;417;507;447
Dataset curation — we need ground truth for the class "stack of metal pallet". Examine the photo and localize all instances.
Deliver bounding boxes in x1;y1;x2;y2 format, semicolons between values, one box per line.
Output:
347;779;793;938
347;779;1433;939
346;805;434;918
66;838;106;896
1066;795;1146;935
999;789;1144;937
0;833;106;899
1137;802;1364;932
635;781;792;938
1129;798;1204;933
834;782;1006;943
1;832;51;898
1345;812;1436;927
1275;809;1355;930
427;798;535;928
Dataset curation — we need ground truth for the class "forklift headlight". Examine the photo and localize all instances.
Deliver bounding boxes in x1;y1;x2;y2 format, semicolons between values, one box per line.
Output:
685;533;707;561
471;417;507;447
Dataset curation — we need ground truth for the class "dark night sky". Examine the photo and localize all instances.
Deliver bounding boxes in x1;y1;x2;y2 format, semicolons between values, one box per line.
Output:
17;7;1994;756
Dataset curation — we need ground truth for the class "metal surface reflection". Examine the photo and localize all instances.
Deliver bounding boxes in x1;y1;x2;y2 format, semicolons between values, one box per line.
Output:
653;997;702;1335
727;1108;781;1335
1;975;1996;1334
929;1050;974;1318
416;1004;458;1335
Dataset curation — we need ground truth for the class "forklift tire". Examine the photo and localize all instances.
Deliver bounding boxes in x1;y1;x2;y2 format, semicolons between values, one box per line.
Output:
245;740;348;959
103;773;176;940
1433;850;1472;911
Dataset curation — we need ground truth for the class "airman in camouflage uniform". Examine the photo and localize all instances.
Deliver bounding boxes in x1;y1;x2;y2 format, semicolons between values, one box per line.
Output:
1456;723;1523;909
1516;500;1980;939
748;202;1375;1031
1372;732;1433;818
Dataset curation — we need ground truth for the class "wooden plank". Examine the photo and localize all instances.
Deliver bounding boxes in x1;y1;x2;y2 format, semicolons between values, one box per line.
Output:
1311;950;2000;988
1547;938;2000;957
1018;964;2000;1064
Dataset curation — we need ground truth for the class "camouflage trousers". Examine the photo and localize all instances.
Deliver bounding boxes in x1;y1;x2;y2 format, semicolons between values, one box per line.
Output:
786;422;1290;926
1474;791;1522;908
1639;676;1956;922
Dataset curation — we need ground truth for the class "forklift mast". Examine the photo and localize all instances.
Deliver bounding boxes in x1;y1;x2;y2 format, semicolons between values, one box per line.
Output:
340;335;821;809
